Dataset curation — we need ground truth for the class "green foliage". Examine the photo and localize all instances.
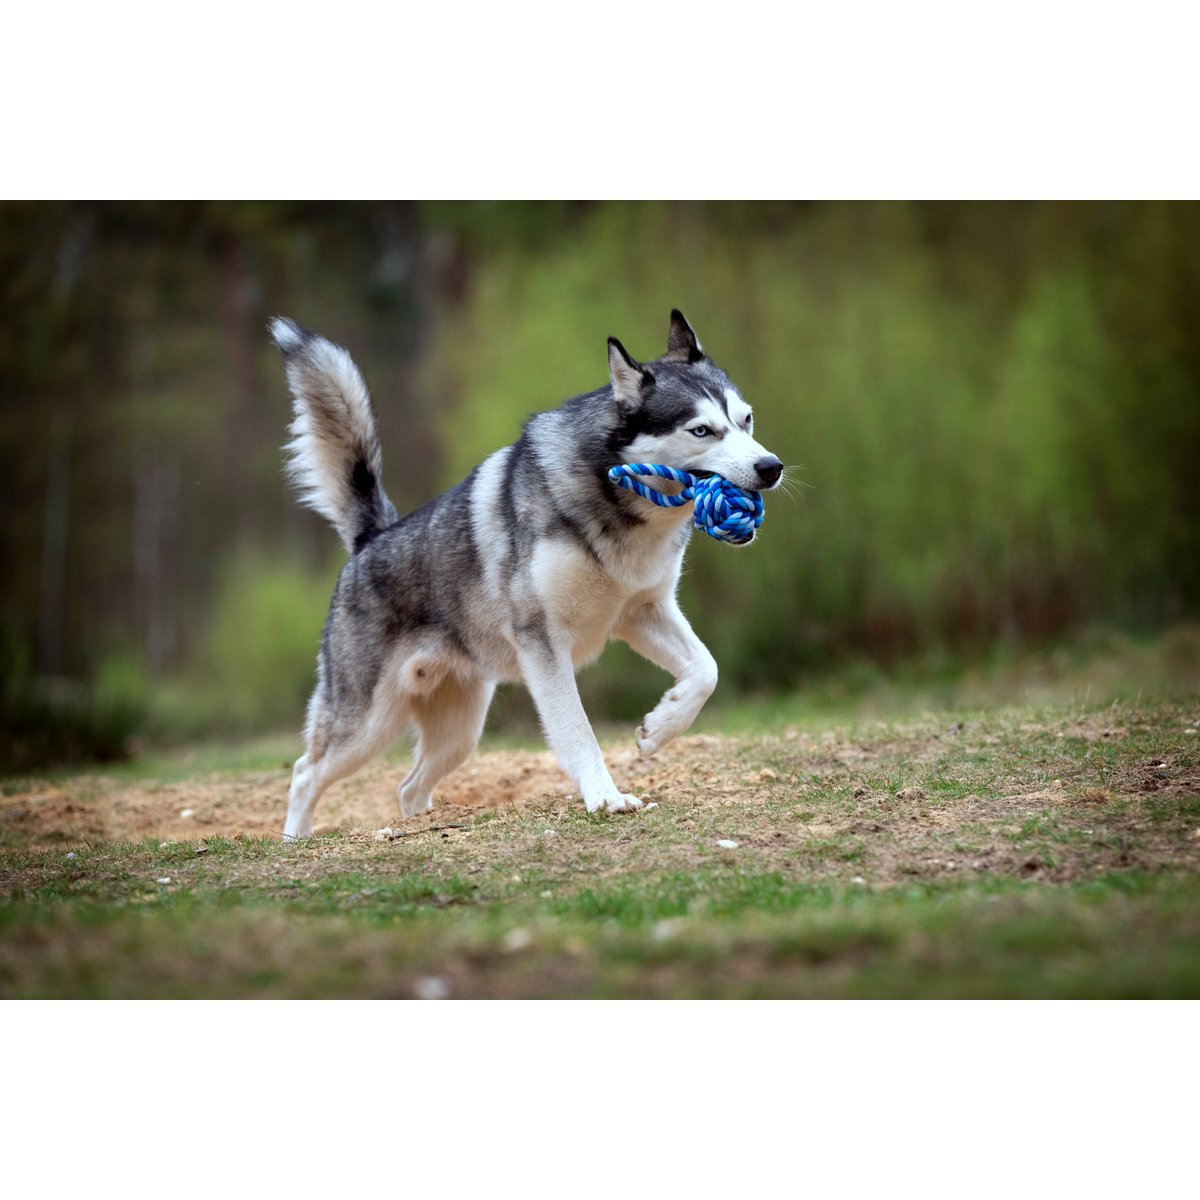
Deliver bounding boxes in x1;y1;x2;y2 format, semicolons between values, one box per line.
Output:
430;202;1200;690
3;201;1199;760
147;553;339;740
0;645;147;771
202;553;338;729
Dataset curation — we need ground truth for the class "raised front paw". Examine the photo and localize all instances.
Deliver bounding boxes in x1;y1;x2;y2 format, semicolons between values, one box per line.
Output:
637;702;684;759
638;679;706;758
584;791;644;815
636;722;659;759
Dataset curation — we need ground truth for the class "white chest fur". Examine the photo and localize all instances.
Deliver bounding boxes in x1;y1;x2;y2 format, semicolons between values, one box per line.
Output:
528;531;685;665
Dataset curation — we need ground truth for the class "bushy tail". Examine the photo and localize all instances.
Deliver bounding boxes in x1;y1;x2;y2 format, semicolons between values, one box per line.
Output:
270;317;398;554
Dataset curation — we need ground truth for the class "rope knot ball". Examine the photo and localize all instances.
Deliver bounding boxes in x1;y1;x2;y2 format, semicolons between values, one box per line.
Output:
607;463;765;545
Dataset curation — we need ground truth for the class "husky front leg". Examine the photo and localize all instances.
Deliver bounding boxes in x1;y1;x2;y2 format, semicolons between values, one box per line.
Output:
617;596;719;758
517;642;643;814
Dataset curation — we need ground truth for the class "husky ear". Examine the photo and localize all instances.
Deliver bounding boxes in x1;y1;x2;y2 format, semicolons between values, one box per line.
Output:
666;309;704;362
608;337;654;411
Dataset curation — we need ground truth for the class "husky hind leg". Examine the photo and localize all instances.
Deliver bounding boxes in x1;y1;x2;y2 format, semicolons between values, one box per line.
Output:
397;675;494;819
283;686;409;841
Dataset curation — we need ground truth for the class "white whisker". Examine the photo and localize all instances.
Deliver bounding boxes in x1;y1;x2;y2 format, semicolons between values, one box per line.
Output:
771;465;812;503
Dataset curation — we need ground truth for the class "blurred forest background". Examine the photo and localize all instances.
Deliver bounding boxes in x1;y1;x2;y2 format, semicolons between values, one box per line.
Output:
2;201;1198;769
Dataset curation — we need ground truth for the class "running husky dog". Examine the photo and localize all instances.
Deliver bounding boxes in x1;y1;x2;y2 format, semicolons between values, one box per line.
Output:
271;311;783;840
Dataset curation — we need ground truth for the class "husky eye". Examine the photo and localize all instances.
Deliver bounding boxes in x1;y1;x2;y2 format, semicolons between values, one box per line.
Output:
744;415;753;430
691;425;711;438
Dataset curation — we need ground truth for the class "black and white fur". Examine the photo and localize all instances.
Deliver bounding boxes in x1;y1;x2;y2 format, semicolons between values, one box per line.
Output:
271;310;783;840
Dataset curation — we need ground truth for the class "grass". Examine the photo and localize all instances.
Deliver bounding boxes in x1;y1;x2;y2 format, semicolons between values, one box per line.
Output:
1;638;1198;998
2;856;1198;999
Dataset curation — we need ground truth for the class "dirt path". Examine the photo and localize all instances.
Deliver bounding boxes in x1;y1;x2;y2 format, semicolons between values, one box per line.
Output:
4;710;1199;888
0;738;711;849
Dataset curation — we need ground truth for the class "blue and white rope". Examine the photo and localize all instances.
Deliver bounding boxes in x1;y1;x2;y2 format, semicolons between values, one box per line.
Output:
608;463;765;545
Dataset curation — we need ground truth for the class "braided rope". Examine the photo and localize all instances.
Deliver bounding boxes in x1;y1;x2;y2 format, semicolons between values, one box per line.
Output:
608;463;765;545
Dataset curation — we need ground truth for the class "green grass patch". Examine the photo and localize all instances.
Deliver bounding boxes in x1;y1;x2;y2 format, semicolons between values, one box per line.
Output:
2;863;1198;998
2;662;1197;998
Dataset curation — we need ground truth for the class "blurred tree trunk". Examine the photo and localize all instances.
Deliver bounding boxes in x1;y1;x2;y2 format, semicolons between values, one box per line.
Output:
218;230;257;416
38;409;71;675
133;447;180;673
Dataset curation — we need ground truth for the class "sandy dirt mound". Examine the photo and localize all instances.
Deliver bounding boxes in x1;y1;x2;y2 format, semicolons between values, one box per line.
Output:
0;739;714;849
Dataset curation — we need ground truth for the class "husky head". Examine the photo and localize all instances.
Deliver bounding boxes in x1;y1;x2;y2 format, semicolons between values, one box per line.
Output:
607;310;784;493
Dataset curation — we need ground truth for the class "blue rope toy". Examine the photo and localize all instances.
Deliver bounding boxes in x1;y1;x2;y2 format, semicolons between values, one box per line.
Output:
608;463;765;545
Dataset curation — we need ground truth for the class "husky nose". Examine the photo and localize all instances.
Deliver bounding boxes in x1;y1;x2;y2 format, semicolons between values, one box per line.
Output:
754;456;784;488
